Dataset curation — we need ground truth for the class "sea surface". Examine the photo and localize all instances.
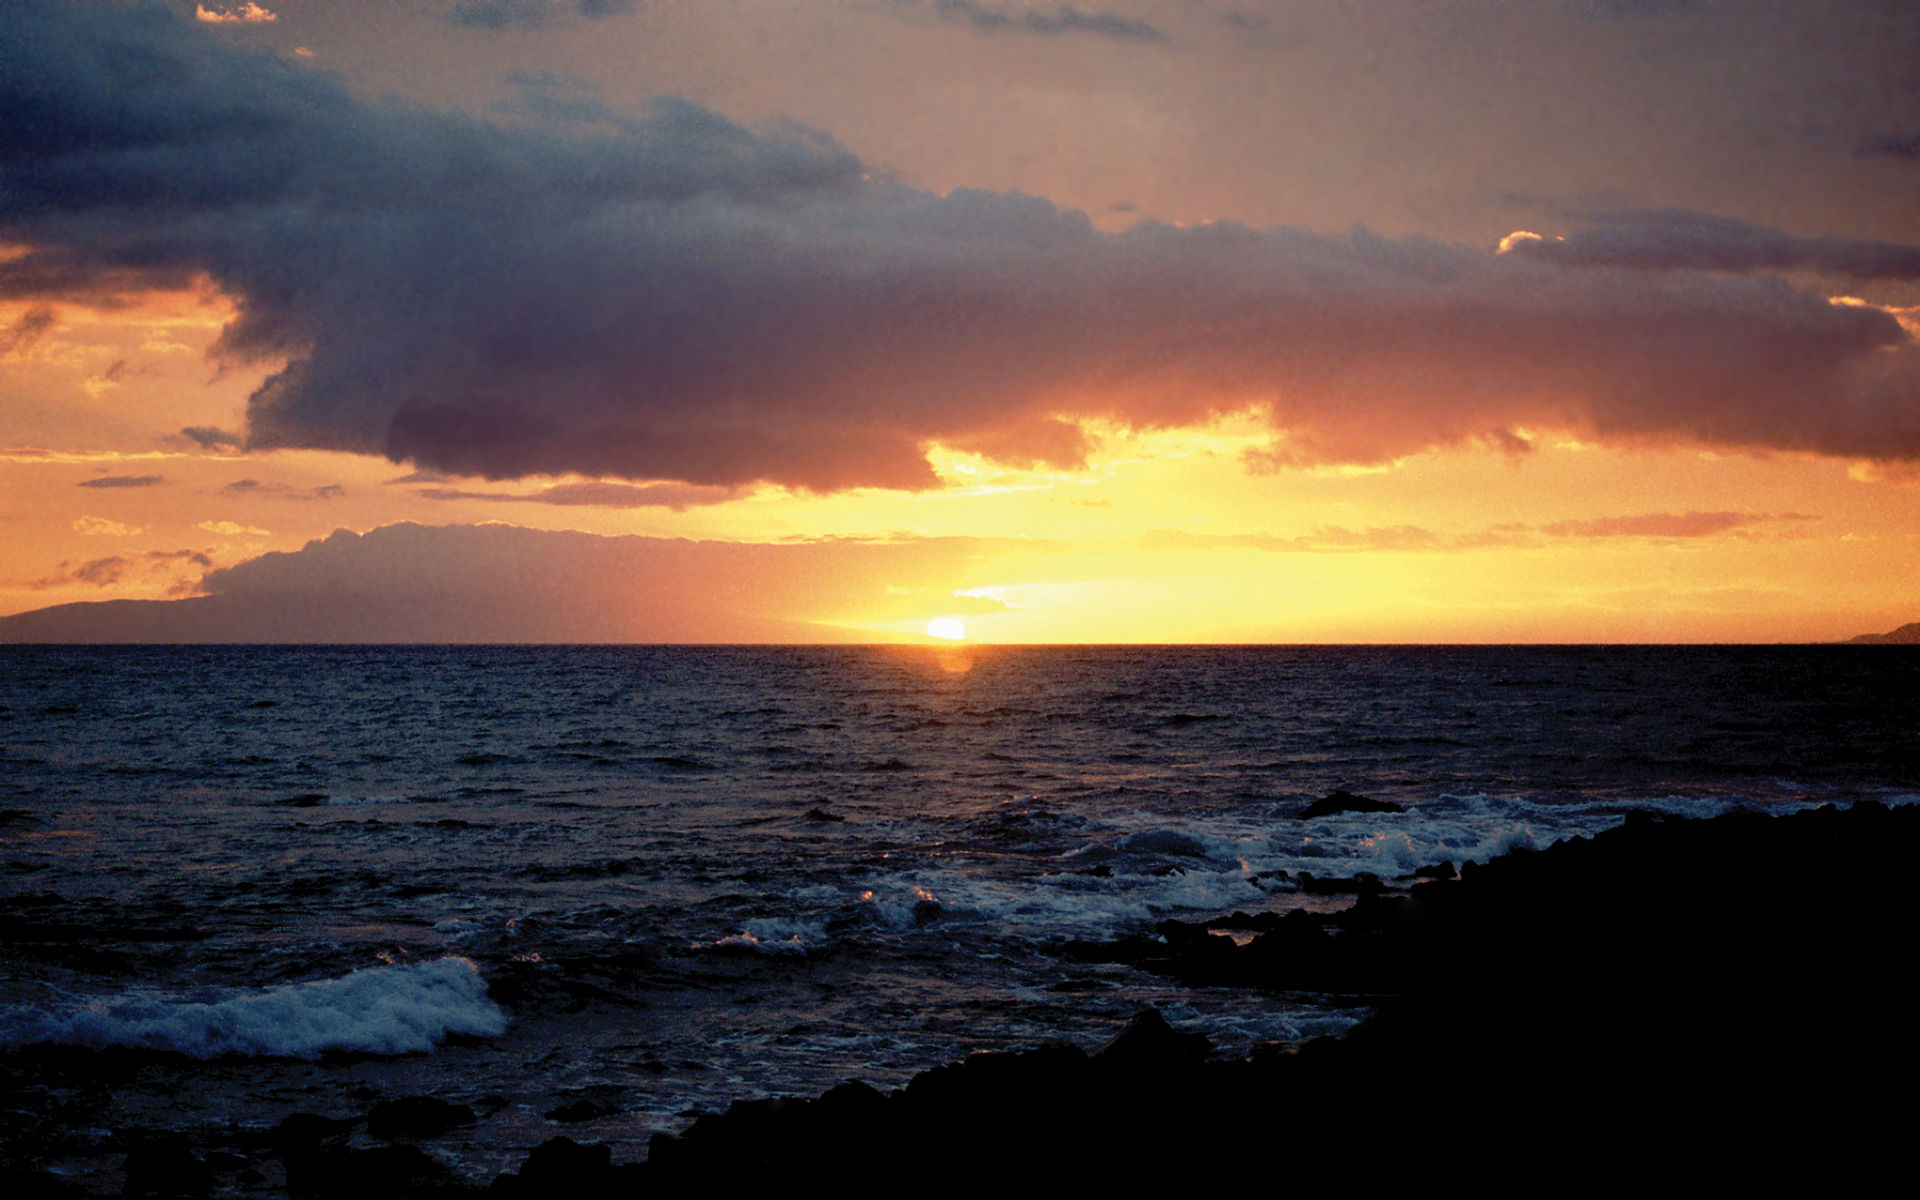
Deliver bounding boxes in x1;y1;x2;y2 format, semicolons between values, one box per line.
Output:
3;644;1916;1190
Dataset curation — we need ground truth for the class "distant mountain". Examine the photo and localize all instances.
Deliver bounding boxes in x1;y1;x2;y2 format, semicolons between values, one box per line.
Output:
0;597;243;644
0;523;929;644
1847;622;1920;644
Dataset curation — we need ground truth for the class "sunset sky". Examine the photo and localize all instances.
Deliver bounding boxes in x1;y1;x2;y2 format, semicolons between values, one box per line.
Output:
3;0;1916;642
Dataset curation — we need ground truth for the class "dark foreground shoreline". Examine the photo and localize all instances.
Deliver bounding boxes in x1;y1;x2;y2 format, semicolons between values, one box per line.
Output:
14;800;1919;1195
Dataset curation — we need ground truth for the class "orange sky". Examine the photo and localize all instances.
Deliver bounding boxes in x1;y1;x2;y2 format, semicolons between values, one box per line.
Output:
2;2;1916;642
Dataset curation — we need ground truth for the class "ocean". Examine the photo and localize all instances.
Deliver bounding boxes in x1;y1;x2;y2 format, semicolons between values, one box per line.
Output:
3;644;1916;1191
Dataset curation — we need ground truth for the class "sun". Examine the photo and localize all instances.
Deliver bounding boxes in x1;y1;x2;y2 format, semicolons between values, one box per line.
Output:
926;616;967;641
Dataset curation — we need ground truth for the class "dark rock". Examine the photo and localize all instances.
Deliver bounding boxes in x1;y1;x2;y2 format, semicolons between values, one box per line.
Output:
514;1137;611;1188
1094;1009;1211;1072
1294;870;1367;894
544;1099;616;1123
815;1079;887;1119
1299;789;1406;818
284;1142;450;1198
266;1112;359;1150
1121;829;1210;857
366;1095;476;1141
626;802;1920;1190
4;1166;89;1199
123;1139;211;1198
802;806;843;822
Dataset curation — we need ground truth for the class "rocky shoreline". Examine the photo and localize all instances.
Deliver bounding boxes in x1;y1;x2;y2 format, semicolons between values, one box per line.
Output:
11;800;1917;1195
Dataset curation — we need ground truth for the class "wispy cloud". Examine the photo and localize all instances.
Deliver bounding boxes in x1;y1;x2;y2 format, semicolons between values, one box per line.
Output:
181;425;243;451
417;480;744;510
198;520;271;536
72;516;145;537
3;449;187;464
1139;526;1445;554
1857;131;1920;163
449;0;636;32
221;479;343;500
1141;511;1815;554
922;1;1166;41
1538;511;1816;540
77;474;164;489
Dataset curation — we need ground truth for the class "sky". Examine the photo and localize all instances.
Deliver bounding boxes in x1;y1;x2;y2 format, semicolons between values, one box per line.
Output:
2;0;1916;642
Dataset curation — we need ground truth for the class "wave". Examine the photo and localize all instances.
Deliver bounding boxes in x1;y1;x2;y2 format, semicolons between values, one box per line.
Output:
0;956;506;1059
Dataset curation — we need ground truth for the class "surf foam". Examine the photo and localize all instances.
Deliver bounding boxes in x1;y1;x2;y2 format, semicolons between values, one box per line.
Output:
0;956;506;1058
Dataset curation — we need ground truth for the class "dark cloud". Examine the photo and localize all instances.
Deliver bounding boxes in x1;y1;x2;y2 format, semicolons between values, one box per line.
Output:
1502;209;1920;280
449;1;635;32
0;254;199;306
4;2;1918;490
1482;427;1537;458
927;2;1165;41
51;556;132;588
0;306;56;357
221;478;342;499
26;549;212;591
154;548;217;569
77;474;164;488
418;480;742;509
1858;131;1920;163
181;425;243;449
1562;0;1703;19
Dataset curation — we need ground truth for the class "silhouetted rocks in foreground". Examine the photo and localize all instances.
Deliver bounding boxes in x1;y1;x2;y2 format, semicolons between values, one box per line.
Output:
366;1098;476;1142
637;1010;1227;1189
624;801;1920;1188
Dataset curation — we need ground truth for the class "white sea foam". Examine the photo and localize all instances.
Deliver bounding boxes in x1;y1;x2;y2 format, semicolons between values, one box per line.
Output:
0;957;506;1059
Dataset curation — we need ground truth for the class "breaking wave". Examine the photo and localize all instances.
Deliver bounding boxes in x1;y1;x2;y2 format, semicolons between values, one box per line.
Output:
0;957;506;1059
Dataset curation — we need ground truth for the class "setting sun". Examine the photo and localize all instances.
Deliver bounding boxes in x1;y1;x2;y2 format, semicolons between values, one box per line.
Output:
926;617;967;641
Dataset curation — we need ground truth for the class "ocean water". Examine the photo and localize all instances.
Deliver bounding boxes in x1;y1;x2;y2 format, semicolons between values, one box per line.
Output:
3;644;1916;1188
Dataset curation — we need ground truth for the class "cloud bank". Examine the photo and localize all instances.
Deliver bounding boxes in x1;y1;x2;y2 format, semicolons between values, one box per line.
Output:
4;1;1917;491
76;475;165;489
1502;209;1920;280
